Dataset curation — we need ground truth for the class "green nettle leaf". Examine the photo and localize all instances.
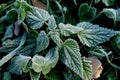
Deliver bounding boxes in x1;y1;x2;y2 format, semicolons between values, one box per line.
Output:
103;8;120;22
48;15;57;30
59;23;82;37
26;7;50;29
82;57;92;80
44;70;62;80
77;22;117;47
49;30;63;47
30;30;39;38
30;70;41;80
8;55;31;75
2;25;14;41
3;72;11;80
32;55;45;73
5;9;18;23
78;3;97;22
18;8;26;24
60;39;83;78
36;31;49;53
42;47;59;74
14;0;32;11
102;0;115;6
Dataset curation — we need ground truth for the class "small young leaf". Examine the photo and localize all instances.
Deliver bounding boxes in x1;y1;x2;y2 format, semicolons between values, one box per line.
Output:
102;0;115;6
32;55;45;73
42;47;59;74
82;57;92;80
26;7;50;29
49;30;63;47
8;55;31;75
36;31;49;53
60;39;83;78
59;23;82;37
77;22;117;47
48;15;57;30
78;3;97;22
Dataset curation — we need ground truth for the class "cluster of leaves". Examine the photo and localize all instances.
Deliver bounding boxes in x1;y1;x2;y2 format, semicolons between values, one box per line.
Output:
0;0;120;80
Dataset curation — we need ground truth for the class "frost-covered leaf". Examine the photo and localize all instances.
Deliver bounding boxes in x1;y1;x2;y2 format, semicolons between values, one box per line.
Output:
102;0;115;6
36;31;49;52
60;39;83;78
42;47;59;74
82;57;92;80
26;7;50;29
103;8;120;22
2;25;14;41
32;47;59;74
18;39;36;55
48;15;57;30
59;23;82;36
77;22;117;47
49;30;63;47
32;55;45;73
8;55;31;75
78;3;97;22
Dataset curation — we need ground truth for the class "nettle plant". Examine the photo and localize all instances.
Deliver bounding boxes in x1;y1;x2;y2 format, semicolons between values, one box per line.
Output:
0;0;120;80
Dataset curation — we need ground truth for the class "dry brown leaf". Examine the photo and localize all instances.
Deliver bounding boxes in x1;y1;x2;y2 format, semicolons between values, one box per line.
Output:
32;0;47;10
85;57;103;79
